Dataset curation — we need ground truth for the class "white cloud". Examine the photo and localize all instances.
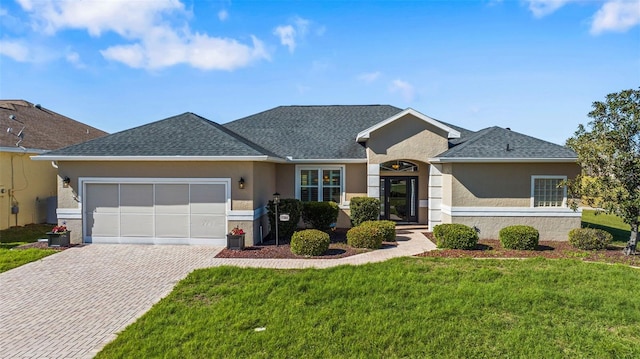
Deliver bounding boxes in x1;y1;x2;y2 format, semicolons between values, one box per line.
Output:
13;0;268;71
358;71;381;83
273;16;318;53
591;0;640;34
525;0;578;18
218;9;228;21
65;51;85;68
274;25;296;53
0;39;30;61
389;79;416;102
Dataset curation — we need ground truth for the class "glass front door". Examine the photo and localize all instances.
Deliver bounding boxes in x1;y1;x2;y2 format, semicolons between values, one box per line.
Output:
380;176;418;223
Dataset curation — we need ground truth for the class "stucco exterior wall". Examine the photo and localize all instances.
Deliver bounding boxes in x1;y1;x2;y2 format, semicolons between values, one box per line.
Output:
453;215;581;241
56;160;263;244
0;151;57;230
450;162;581;207
366;114;449;165
345;163;367;202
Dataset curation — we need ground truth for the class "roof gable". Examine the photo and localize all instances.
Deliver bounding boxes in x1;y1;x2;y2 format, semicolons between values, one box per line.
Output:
433;126;577;162
0;100;107;151
41;112;277;158
356;108;461;142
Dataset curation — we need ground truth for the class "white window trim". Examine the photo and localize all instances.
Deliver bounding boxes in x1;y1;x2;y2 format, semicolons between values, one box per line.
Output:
294;165;346;204
530;175;567;208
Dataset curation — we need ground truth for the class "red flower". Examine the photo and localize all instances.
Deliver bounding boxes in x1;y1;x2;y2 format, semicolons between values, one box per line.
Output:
230;227;245;235
52;225;67;234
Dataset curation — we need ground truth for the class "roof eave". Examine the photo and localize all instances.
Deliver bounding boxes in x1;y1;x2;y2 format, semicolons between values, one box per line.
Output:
31;155;281;162
284;157;367;164
429;157;578;163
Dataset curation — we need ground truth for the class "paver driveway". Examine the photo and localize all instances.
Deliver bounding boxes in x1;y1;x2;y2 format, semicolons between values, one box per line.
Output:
0;244;223;359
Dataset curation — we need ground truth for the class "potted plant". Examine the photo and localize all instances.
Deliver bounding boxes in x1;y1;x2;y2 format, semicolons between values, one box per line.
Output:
47;225;70;247
226;226;245;250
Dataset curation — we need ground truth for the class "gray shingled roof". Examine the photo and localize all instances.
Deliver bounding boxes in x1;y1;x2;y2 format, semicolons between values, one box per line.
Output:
43;112;277;157
223;105;407;159
436;126;577;159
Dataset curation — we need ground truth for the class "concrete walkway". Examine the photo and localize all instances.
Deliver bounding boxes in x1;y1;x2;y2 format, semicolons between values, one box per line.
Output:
0;229;434;359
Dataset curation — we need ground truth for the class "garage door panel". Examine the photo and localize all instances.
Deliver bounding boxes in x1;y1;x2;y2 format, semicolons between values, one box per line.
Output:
191;214;226;238
155;214;189;238
88;213;119;237
85;180;228;244
120;184;153;214
121;214;153;237
155;184;189;214
86;184;119;213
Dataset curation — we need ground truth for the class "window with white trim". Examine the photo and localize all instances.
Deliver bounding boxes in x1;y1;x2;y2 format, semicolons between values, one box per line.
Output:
297;166;344;203
531;176;567;207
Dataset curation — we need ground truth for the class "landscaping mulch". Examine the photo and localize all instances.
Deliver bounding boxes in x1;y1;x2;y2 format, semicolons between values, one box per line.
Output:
216;228;389;259
418;232;640;266
12;241;80;251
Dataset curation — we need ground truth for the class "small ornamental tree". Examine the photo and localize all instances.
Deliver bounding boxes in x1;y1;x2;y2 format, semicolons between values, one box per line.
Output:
566;88;640;255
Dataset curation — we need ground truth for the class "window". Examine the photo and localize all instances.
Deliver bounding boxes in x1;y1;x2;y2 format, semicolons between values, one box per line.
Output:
296;166;344;203
531;176;567;207
380;160;418;172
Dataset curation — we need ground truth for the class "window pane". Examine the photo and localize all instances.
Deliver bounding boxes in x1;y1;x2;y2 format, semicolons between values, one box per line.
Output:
533;178;564;207
300;170;318;186
323;187;341;203
300;187;319;202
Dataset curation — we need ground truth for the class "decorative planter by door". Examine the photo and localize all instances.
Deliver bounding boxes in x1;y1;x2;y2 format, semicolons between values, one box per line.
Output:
226;234;245;250
47;231;71;247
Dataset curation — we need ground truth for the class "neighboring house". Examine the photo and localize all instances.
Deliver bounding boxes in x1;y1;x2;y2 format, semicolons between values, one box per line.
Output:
0;100;108;230
34;105;580;245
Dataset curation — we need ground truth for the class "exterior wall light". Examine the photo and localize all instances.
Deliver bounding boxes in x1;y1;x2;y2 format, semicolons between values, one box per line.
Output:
63;176;71;188
239;177;245;189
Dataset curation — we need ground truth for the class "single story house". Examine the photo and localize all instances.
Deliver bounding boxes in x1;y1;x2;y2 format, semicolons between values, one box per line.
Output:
34;105;581;245
0;100;107;229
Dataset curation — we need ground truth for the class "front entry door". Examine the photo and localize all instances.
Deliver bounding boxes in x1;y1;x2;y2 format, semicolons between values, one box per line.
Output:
380;176;418;223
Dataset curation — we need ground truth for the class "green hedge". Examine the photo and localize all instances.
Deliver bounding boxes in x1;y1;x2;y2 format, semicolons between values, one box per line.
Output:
290;229;331;256
432;223;478;250
350;197;381;227
499;225;539;250
302;201;340;231
360;220;396;242
347;225;384;249
569;228;612;250
267;198;302;241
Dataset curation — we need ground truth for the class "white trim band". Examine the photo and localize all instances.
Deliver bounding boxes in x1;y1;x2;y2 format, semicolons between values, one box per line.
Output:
441;204;582;217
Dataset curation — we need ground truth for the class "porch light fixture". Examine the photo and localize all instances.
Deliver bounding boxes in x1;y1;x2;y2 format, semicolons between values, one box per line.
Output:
238;177;245;189
62;176;71;188
273;192;280;246
391;162;400;170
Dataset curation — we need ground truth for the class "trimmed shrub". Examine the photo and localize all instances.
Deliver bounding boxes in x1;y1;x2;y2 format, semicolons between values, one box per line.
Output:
350;197;381;227
267;198;302;241
347;224;384;249
499;225;539;250
302;201;340;231
432;223;478;250
290;229;330;256
360;220;396;242
569;228;612;250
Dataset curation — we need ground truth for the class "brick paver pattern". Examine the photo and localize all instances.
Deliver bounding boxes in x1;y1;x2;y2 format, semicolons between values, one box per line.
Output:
0;229;434;358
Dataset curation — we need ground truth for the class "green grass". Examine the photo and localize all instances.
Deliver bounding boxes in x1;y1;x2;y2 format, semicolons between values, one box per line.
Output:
97;257;640;358
582;209;633;244
0;224;57;272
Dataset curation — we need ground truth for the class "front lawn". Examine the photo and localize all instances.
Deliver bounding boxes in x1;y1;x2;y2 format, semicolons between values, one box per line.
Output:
97;257;640;358
0;224;58;273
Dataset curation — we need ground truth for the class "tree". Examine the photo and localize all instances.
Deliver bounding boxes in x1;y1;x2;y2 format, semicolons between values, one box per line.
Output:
566;88;640;255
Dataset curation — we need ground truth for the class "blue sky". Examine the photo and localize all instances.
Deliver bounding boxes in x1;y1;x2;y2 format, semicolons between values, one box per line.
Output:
1;0;638;145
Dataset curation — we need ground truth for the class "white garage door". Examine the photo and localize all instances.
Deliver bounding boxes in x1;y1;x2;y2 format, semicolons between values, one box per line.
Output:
83;180;228;245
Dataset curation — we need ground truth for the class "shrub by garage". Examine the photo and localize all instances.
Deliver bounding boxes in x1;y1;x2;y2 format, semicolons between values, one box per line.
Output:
432;223;478;250
290;229;331;256
347;224;384;249
499;225;539;250
568;228;612;250
360;220;396;242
